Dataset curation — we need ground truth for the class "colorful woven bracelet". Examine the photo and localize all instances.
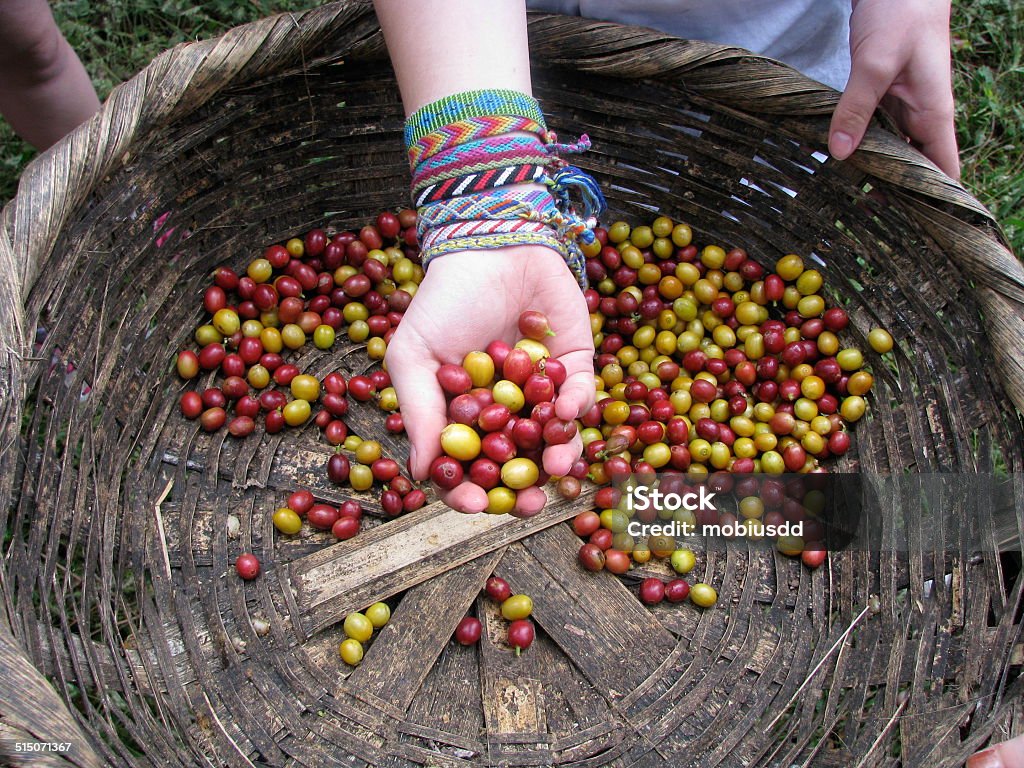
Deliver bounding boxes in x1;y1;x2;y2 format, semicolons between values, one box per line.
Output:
420;219;555;254
415;168;601;287
414;164;546;207
417;189;590;287
411;134;548;191
404;89;546;148
417;188;590;285
416;187;554;231
408;114;546;169
406;89;605;288
422;230;573;270
417;175;600;247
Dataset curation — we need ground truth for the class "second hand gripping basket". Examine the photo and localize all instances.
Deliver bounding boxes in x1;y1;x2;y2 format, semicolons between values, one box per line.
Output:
2;2;1024;766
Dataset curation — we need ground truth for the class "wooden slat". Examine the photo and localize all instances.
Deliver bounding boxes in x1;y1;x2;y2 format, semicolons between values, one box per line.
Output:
495;526;676;704
285;486;595;637
398;645;487;758
539;645;630;761
344;552;502;712
0;624;105;768
477;546;638;763
477;594;550;764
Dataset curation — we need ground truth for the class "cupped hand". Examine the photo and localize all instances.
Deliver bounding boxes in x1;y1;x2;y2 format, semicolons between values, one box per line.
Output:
829;0;960;179
384;244;596;515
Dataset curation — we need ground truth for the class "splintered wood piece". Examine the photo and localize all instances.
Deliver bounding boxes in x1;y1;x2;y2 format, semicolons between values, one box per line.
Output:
478;595;547;742
496;526;676;704
398;630;487;759
344;551;502;711
285;486;595;637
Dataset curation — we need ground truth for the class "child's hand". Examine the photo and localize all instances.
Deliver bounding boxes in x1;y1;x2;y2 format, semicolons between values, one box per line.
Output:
829;0;959;179
385;244;596;515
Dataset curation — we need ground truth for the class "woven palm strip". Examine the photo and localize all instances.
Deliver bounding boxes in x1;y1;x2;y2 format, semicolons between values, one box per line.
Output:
0;2;1022;766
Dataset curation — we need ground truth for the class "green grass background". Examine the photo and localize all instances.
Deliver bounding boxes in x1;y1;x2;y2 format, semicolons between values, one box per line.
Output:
1;0;1021;253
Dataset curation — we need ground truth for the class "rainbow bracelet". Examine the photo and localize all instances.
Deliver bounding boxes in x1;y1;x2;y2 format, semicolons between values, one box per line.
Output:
411;134;549;193
404;90;546;148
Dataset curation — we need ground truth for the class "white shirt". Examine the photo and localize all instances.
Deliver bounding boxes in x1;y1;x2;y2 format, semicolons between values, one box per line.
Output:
527;0;851;91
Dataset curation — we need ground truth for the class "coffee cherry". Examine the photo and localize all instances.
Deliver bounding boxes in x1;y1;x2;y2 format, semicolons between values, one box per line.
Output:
455;616;482;645
430;456;464;489
665;579;690;603
689;583;718;608
639;578;665;605
518;310;555;340
235;553;260;580
507;619;535;655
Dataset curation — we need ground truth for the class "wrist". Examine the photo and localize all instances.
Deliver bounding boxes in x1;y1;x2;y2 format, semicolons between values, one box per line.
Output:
419;245;582;294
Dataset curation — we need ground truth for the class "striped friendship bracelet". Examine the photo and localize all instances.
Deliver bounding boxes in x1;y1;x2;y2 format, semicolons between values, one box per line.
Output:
410;134;547;188
420;219;555;255
417;188;590;286
421;230;572;272
416;188;555;232
408;114;545;168
414;164;546;207
404;89;546;148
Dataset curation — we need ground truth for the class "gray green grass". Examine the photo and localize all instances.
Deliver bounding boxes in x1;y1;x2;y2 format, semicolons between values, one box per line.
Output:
0;0;1021;254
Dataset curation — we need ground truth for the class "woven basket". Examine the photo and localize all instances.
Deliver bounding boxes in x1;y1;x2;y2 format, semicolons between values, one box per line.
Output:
2;2;1024;766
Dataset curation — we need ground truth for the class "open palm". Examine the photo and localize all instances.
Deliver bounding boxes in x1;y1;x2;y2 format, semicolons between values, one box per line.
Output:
385;244;596;515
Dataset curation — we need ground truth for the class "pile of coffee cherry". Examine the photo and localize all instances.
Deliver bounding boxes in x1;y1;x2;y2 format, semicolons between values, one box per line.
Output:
178;209;891;650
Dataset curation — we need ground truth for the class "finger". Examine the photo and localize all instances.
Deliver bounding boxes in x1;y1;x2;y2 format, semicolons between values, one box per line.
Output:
542;431;583;477
829;57;894;161
969;733;1024;768
556;371;596;421
992;734;1024;766
438;482;489;514
553;349;596;421
511;486;547;518
539;278;595;422
912;111;960;180
384;334;447;481
885;82;960;179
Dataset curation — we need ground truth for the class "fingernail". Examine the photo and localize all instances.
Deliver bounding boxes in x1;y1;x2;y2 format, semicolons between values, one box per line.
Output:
830;131;854;160
408;448;418;476
968;748;1003;768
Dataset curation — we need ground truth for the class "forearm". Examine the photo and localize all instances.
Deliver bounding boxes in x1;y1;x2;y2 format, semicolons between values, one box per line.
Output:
373;0;533;115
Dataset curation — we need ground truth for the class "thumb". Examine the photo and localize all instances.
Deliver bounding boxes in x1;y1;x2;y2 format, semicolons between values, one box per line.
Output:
968;733;1024;767
829;59;891;162
384;341;448;482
